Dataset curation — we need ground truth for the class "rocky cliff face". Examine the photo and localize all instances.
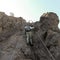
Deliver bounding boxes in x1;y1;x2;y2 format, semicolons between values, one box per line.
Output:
0;12;26;42
0;12;26;33
33;12;60;60
0;12;60;60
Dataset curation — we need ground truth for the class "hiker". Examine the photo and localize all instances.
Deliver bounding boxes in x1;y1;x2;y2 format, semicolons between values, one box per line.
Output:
25;25;34;46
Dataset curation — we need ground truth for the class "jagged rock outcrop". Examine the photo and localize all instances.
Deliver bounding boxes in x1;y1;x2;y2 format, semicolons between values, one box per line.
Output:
0;12;33;60
0;12;26;42
33;12;60;60
0;12;60;60
0;12;26;33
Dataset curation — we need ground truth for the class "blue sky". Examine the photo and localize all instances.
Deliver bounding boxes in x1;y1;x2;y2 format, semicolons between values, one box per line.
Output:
0;0;60;27
25;0;60;21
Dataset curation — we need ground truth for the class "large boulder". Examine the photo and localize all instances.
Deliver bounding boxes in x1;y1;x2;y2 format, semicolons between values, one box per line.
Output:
40;12;59;31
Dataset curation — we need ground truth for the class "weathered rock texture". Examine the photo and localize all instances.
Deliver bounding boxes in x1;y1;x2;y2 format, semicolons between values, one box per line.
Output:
0;12;60;60
33;12;60;60
0;12;33;60
0;12;26;41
